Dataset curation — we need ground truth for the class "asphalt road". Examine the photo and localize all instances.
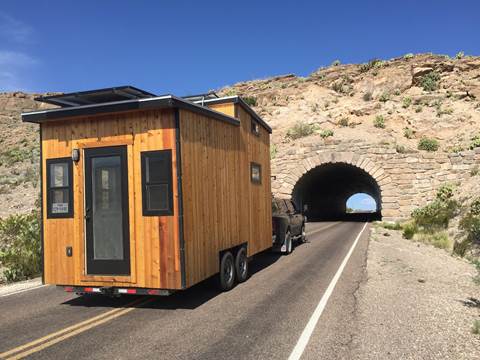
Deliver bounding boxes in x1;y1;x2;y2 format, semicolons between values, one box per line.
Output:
0;221;370;360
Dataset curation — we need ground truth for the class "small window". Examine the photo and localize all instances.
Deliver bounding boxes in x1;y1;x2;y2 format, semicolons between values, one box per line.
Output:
46;158;73;218
251;119;260;136
141;150;174;216
250;162;262;184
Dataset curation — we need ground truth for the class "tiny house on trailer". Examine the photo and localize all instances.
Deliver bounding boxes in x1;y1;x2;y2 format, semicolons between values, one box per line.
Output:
22;86;272;295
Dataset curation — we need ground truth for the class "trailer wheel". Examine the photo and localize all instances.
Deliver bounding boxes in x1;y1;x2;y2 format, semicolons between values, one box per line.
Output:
235;247;248;283
285;230;293;255
219;251;235;291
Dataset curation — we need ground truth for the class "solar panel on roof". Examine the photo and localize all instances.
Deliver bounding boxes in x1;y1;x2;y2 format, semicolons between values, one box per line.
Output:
35;86;157;108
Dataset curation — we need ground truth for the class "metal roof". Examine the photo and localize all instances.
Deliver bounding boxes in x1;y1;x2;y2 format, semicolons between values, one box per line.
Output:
35;86;156;107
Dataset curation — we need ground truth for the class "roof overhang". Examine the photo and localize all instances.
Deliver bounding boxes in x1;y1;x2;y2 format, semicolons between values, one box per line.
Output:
196;96;272;133
22;95;240;127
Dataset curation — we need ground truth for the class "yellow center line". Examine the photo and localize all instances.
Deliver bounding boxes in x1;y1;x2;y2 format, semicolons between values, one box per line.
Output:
1;297;154;360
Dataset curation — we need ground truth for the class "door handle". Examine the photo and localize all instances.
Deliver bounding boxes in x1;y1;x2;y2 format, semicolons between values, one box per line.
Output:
84;207;91;221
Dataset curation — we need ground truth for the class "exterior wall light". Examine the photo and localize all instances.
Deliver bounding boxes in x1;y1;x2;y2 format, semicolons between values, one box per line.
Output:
72;148;80;162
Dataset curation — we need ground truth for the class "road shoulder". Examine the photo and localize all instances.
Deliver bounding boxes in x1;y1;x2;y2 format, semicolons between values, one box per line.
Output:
0;277;43;297
350;227;480;359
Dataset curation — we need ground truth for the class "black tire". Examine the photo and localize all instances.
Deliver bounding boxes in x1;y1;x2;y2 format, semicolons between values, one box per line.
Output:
235;247;248;283
300;224;307;243
285;230;293;255
219;251;235;291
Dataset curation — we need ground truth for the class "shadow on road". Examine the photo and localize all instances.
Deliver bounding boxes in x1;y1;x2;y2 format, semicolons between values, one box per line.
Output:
62;249;289;310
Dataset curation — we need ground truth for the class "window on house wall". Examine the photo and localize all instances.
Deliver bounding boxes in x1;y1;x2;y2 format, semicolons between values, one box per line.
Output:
46;158;73;218
141;150;174;216
251;118;260;136
250;162;262;184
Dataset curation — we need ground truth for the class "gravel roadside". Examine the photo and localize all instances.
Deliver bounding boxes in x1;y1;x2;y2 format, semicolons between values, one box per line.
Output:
349;227;480;360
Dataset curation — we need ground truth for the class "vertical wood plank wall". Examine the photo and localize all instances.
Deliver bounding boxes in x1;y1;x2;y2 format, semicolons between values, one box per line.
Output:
41;109;182;289
180;104;271;287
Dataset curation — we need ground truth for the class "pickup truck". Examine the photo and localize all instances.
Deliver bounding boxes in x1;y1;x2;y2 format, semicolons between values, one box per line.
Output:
272;198;306;254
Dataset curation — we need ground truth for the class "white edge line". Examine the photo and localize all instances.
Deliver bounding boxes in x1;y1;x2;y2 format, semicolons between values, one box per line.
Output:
0;284;47;298
288;222;368;360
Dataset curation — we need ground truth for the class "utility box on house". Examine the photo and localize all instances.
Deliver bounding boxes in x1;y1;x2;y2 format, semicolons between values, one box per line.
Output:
22;87;272;295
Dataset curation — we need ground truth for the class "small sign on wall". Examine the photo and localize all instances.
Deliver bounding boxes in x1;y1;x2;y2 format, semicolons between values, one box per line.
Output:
52;203;69;214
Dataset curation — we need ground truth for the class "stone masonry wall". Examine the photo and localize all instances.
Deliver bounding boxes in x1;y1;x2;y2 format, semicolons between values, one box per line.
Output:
271;139;480;221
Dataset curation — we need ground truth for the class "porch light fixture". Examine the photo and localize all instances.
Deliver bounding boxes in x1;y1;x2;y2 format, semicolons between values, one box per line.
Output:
72;148;80;162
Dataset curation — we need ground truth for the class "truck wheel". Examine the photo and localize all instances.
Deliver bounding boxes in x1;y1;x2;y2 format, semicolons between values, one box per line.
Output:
300;224;307;243
235;247;248;283
285;231;293;255
219;251;235;291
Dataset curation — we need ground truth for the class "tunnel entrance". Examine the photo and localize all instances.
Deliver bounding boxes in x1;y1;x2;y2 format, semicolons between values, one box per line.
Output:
292;163;382;221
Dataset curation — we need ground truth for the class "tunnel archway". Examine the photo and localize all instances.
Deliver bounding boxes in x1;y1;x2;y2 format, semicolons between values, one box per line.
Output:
292;162;382;221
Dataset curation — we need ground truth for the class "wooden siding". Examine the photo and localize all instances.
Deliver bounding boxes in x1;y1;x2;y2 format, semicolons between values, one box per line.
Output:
180;104;271;287
41;109;182;289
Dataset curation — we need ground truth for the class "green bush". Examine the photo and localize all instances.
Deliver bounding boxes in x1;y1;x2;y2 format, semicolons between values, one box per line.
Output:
373;115;385;128
402;97;412;108
456;51;465;60
412;199;458;231
0;146;33;167
270;143;277;159
286;121;318;140
416;232;451;249
459;199;480;248
319;129;334;138
381;222;402;230
418;137;439;151
379;93;390;103
403;127;415;139
469;135;480;150
0;212;41;282
402;222;417;239
338;117;349;127
403;53;414;59
419;71;441;92
243;96;257;107
332;59;341;66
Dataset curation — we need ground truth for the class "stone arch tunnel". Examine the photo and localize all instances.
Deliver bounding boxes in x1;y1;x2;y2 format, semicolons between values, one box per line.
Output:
292;163;382;221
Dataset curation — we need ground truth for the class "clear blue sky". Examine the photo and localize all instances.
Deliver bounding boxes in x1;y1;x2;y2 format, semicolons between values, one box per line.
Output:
0;1;478;94
347;194;376;212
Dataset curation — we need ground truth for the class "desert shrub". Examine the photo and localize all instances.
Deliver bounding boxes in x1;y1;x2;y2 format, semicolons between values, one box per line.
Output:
0;212;41;282
411;185;458;232
418;137;439;151
286;122;318;140
359;59;384;73
403;53;414;59
338;117;349;127
402;222;417;239
332;60;341;66
471;165;479;176
456;51;465;59
459;198;480;248
319;129;334;138
378;93;390;103
473;319;480;335
363;92;373;101
373;115;385;128
0;146;33;167
416;232;451;249
415;106;423;113
270;143;277;159
469;135;480;150
381;222;402;230
403;127;415;139
419;71;441;92
331;75;353;94
402;97;412;108
395;144;408;154
243;96;257;107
